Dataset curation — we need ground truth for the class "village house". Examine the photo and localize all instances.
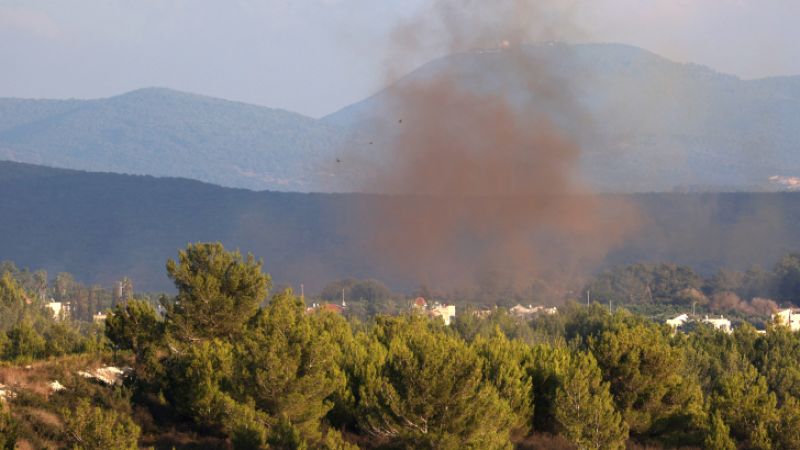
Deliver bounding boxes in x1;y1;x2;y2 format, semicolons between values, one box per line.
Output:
410;297;456;326
305;301;346;315
428;304;456;326
772;308;800;331
703;315;732;334
46;301;70;320
509;304;558;318
666;313;689;330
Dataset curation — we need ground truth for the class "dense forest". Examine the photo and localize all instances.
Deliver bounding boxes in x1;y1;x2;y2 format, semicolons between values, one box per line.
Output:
6;160;800;295
3;243;800;448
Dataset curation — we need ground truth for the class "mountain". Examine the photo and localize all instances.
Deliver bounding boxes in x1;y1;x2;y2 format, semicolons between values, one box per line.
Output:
0;88;354;191
324;43;800;192
2;43;800;192
2;160;800;292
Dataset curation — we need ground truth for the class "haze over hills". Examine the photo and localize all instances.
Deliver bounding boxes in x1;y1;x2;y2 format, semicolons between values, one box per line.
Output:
2;160;800;293
0;88;352;191
2;43;800;192
325;43;800;192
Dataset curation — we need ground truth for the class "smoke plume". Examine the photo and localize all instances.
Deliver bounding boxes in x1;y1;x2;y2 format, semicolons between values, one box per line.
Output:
351;1;640;293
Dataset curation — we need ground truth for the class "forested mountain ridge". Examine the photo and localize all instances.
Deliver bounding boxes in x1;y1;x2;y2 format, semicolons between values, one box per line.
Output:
0;87;352;191
325;43;800;192
3;44;800;192
3;160;800;292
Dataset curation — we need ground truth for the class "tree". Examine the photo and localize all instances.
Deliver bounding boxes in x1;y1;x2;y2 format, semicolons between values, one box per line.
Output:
704;410;736;450
353;315;516;449
587;320;705;441
774;253;800;300
0;403;17;450
164;242;271;341
0;273;25;332
232;290;344;441
105;300;164;358
4;320;45;361
554;351;628;450
62;399;140;450
712;357;778;449
471;330;534;431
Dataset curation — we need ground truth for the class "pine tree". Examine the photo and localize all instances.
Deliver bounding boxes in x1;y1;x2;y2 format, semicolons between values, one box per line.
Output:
165;242;270;342
471;330;534;431
62;399;140;450
353;315;516;449
554;351;628;450
704;410;736;450
232;289;344;441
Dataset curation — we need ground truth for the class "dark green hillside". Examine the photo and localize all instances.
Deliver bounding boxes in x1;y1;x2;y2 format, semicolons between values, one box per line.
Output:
3;161;800;292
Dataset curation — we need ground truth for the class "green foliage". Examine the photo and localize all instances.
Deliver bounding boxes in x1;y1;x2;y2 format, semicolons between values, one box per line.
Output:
471;331;534;430
704;410;736;450
0;272;26;332
165;242;271;341
232;290;344;440
774;396;800;449
62;399;140;450
587;317;705;441
353;315;516;449
712;357;778;449
4;320;46;361
164;338;236;427
0;403;17;450
586;263;703;306
554;351;628;450
105;300;164;357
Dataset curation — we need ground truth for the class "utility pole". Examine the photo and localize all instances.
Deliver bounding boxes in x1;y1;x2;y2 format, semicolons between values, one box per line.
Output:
342;288;345;305
300;284;304;303
587;290;590;306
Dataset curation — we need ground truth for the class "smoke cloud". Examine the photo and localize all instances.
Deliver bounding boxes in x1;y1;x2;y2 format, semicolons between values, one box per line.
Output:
351;0;640;294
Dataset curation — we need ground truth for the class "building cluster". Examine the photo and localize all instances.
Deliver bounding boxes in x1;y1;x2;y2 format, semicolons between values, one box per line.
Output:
509;304;558;318
772;308;800;331
665;313;732;333
305;301;347;315
411;297;456;326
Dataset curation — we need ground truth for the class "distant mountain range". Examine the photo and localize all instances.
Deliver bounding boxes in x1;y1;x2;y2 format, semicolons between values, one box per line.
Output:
2;43;800;192
0;88;352;191
2;160;800;292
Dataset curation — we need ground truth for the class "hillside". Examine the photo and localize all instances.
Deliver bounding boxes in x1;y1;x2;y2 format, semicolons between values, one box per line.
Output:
2;44;800;193
325;43;800;192
2;161;800;292
0;88;354;192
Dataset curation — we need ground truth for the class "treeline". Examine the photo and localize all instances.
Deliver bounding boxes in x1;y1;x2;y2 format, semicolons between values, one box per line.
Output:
587;254;800;317
0;261;165;364
7;244;800;448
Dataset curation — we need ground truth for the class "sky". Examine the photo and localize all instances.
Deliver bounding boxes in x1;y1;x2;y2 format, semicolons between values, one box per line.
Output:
2;0;799;117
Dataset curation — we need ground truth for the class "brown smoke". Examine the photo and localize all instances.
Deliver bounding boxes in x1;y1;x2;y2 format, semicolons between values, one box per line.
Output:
352;1;640;292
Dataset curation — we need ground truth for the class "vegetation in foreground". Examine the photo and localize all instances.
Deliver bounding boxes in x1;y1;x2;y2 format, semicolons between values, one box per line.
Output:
2;243;800;449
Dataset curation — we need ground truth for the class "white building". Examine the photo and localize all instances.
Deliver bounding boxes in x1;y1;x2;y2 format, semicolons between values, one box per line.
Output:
703;315;732;334
772;308;800;331
46;301;69;320
666;313;689;330
428;304;456;326
510;304;558;318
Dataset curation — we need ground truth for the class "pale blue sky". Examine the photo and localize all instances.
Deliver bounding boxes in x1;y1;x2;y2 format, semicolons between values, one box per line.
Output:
2;0;799;117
